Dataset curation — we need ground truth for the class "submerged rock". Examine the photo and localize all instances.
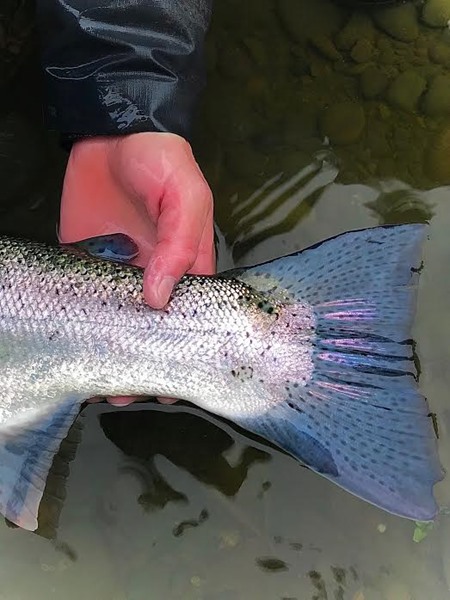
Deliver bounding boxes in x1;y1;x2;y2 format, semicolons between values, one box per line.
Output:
373;3;419;42
335;12;377;51
360;66;389;99
423;74;450;116
426;123;450;183
277;0;344;43
422;0;450;27
428;41;450;68
319;101;366;145
386;70;427;112
351;39;375;63
310;34;342;61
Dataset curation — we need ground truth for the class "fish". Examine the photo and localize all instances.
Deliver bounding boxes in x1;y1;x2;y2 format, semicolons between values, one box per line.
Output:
0;224;443;532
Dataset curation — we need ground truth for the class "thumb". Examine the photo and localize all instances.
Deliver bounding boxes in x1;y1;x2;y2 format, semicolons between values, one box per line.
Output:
143;162;213;309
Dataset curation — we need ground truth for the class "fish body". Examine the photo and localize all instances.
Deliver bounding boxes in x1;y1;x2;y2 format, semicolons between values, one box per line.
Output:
0;225;443;531
0;238;310;421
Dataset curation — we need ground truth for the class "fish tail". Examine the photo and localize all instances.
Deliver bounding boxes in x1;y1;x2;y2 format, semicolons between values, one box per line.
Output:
231;224;443;520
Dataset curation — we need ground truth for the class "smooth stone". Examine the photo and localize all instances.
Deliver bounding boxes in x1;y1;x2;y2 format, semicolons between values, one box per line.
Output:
351;39;375;63
386;70;427;112
429;42;450;68
426;123;450;183
422;0;450;27
310;34;342;61
360;66;389;99
423;74;450;116
319;101;366;145
377;38;397;64
335;12;376;51
277;0;344;43
373;4;419;42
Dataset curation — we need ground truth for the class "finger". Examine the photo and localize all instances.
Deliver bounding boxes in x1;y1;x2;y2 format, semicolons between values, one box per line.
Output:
188;205;216;276
143;165;213;308
60;138;157;258
106;395;140;407
157;397;178;404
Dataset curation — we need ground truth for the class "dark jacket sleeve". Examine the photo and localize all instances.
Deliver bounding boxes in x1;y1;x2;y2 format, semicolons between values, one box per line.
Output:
36;0;213;143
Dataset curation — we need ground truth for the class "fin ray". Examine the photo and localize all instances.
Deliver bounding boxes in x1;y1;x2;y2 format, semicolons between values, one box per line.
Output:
0;401;82;531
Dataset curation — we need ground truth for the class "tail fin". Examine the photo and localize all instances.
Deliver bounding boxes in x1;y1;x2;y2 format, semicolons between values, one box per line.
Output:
229;225;443;520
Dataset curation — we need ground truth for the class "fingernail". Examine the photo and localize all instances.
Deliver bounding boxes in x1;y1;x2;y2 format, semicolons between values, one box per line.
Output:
155;276;176;308
107;396;138;406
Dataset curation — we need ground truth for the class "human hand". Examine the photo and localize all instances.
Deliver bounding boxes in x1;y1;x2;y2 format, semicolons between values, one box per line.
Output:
59;132;215;405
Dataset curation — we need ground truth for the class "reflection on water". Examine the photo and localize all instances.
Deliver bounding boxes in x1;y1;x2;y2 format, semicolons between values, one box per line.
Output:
99;408;270;512
1;0;450;598
365;188;435;225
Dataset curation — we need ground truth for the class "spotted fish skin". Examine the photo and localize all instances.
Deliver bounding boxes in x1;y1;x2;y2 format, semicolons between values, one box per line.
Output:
0;237;314;424
0;225;443;531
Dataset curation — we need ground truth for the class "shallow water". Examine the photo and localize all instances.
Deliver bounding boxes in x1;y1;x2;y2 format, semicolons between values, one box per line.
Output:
1;1;450;599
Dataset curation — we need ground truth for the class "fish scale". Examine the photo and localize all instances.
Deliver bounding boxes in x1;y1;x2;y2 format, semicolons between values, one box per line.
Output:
0;225;443;532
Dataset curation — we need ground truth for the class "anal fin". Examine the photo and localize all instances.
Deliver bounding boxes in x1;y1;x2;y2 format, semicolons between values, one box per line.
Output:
0;402;82;532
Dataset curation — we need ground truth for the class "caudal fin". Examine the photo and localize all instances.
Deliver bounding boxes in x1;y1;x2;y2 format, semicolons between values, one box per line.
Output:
228;224;443;520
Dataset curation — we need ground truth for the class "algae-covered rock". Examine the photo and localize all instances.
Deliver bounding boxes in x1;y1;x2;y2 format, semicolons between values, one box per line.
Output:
429;41;450;68
335;12;377;51
377;38;397;65
310;34;342;61
426;123;450;183
351;39;375;63
422;0;450;27
319;101;366;145
277;0;344;44
360;66;389;99
373;3;419;42
386;70;427;112
423;74;450;116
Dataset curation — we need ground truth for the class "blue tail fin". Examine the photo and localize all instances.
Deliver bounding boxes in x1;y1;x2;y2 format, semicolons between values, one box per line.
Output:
229;224;443;520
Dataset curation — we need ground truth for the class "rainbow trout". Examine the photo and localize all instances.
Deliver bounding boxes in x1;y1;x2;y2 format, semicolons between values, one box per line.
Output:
0;225;443;531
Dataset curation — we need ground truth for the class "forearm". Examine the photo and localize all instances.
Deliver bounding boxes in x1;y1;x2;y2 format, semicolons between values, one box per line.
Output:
36;0;213;142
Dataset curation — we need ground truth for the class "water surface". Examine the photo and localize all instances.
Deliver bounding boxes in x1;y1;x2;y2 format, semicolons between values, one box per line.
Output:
1;1;450;598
